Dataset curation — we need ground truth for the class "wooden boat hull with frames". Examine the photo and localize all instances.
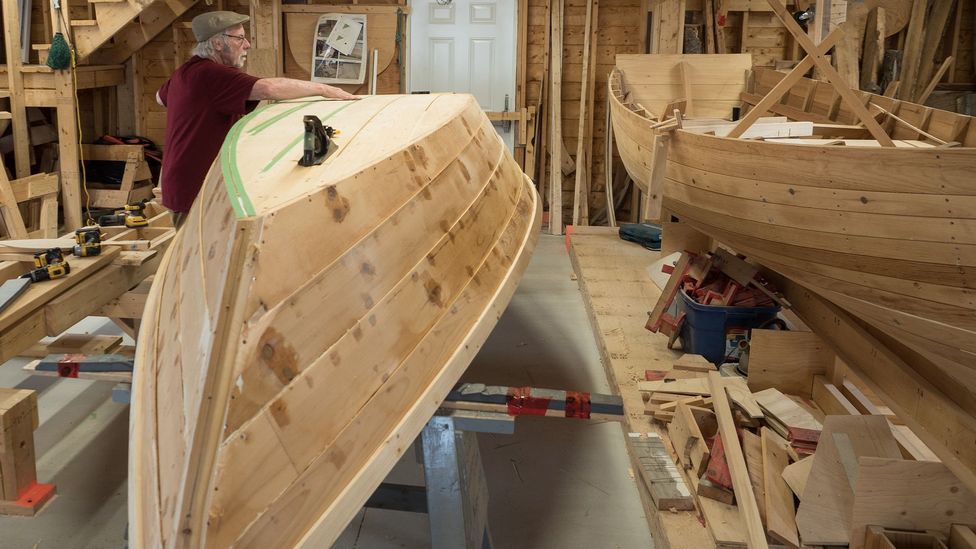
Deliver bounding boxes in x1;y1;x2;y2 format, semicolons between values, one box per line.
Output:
609;55;976;485
129;94;541;548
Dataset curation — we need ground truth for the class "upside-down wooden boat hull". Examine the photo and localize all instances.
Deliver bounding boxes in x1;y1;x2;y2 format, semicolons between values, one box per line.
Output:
609;55;976;479
129;94;541;548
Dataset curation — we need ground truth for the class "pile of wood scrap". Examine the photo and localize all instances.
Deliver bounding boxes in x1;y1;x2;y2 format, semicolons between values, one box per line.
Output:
649;330;976;547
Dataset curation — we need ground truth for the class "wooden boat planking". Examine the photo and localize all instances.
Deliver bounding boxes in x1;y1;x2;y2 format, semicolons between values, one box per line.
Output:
129;94;541;548
609;55;976;490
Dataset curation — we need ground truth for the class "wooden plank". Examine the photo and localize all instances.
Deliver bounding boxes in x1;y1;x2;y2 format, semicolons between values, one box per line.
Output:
572;0;596;226
639;377;710;396
897;0;928;101
668;402;715;478
741;429;766;527
652;0;685;54
726;377;762;419
761;427;799;547
643;132;669;222
912;0;955;102
567;229;719;547
645;251;691;332
746;330;832;397
708;371;768;549
850;458;976;549
950;524;976;549
811;375;860;416
753;388;823;433
0;388;38;502
703;0;716;54
674;354;715;372
859;7;886;91
628;432;695;511
548;0;564;235
614;54;752;119
794;416;901;546
917;56;954;105
781;455;812;500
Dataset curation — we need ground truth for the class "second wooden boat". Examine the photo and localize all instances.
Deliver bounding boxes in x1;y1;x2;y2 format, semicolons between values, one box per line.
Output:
129;94;541;547
609;54;976;484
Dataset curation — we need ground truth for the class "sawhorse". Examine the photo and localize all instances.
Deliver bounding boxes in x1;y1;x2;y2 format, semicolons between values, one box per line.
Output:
366;409;514;549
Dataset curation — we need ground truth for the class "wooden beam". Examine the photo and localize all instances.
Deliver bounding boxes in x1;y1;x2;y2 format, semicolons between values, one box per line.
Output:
729;28;843;139
2;0;30;178
761;427;799;547
548;0;564;235
897;0;928;101
90;0;199;65
912;0;955;102
708;371;768;549
859;7;885;92
248;0;280;78
916;56;954;105
573;0;597;227
653;0;686;54
765;0;895;146
643;132;669;222
54;68;82;229
703;0;716;54
714;0;729;54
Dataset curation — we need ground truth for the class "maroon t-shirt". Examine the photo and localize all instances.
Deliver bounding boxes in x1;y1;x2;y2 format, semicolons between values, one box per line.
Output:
158;56;260;213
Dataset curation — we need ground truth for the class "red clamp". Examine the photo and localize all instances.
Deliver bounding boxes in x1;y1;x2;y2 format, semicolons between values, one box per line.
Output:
56;354;84;378
506;386;551;416
564;391;591;419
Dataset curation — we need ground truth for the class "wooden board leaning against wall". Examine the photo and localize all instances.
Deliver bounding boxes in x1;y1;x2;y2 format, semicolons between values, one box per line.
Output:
526;0;643;227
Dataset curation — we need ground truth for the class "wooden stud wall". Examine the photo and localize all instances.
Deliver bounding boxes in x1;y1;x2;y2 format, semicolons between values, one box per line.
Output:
527;0;642;225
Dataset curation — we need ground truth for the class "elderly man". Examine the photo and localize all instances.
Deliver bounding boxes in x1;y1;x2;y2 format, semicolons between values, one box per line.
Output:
156;11;356;227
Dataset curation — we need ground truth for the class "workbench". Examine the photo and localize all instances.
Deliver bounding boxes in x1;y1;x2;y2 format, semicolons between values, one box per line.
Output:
0;202;173;364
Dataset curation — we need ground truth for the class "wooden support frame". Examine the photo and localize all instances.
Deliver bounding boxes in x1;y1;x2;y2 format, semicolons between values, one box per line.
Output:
54;68;83;229
0;388;54;516
764;0;895;147
729;27;844;139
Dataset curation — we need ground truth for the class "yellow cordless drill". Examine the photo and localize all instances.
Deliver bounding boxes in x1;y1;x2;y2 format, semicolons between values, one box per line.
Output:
21;248;71;283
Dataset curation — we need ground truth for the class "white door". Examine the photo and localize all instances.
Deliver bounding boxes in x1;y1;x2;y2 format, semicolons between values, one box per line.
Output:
409;0;517;150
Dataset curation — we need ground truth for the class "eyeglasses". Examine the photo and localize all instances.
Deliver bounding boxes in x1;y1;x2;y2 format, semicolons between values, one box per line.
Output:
222;33;249;43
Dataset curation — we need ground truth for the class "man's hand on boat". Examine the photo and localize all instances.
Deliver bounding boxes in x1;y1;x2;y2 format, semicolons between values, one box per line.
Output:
249;78;360;101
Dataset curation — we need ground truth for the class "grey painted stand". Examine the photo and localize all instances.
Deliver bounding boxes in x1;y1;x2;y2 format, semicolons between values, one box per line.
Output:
366;409;514;549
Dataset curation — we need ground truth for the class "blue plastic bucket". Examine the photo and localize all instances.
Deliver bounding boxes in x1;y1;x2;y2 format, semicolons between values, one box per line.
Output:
676;289;780;366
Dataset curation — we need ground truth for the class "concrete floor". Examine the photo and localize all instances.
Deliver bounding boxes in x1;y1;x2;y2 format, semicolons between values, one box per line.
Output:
0;234;653;548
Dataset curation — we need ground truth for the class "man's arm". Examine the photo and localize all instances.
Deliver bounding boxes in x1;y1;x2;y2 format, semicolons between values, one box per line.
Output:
156;91;165;107
250;78;358;101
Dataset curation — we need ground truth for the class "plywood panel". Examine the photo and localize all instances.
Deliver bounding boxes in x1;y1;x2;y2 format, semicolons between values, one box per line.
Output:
850;458;976;549
747;330;833;397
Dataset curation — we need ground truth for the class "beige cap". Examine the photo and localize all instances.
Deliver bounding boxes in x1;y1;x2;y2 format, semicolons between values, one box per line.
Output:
191;11;250;42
